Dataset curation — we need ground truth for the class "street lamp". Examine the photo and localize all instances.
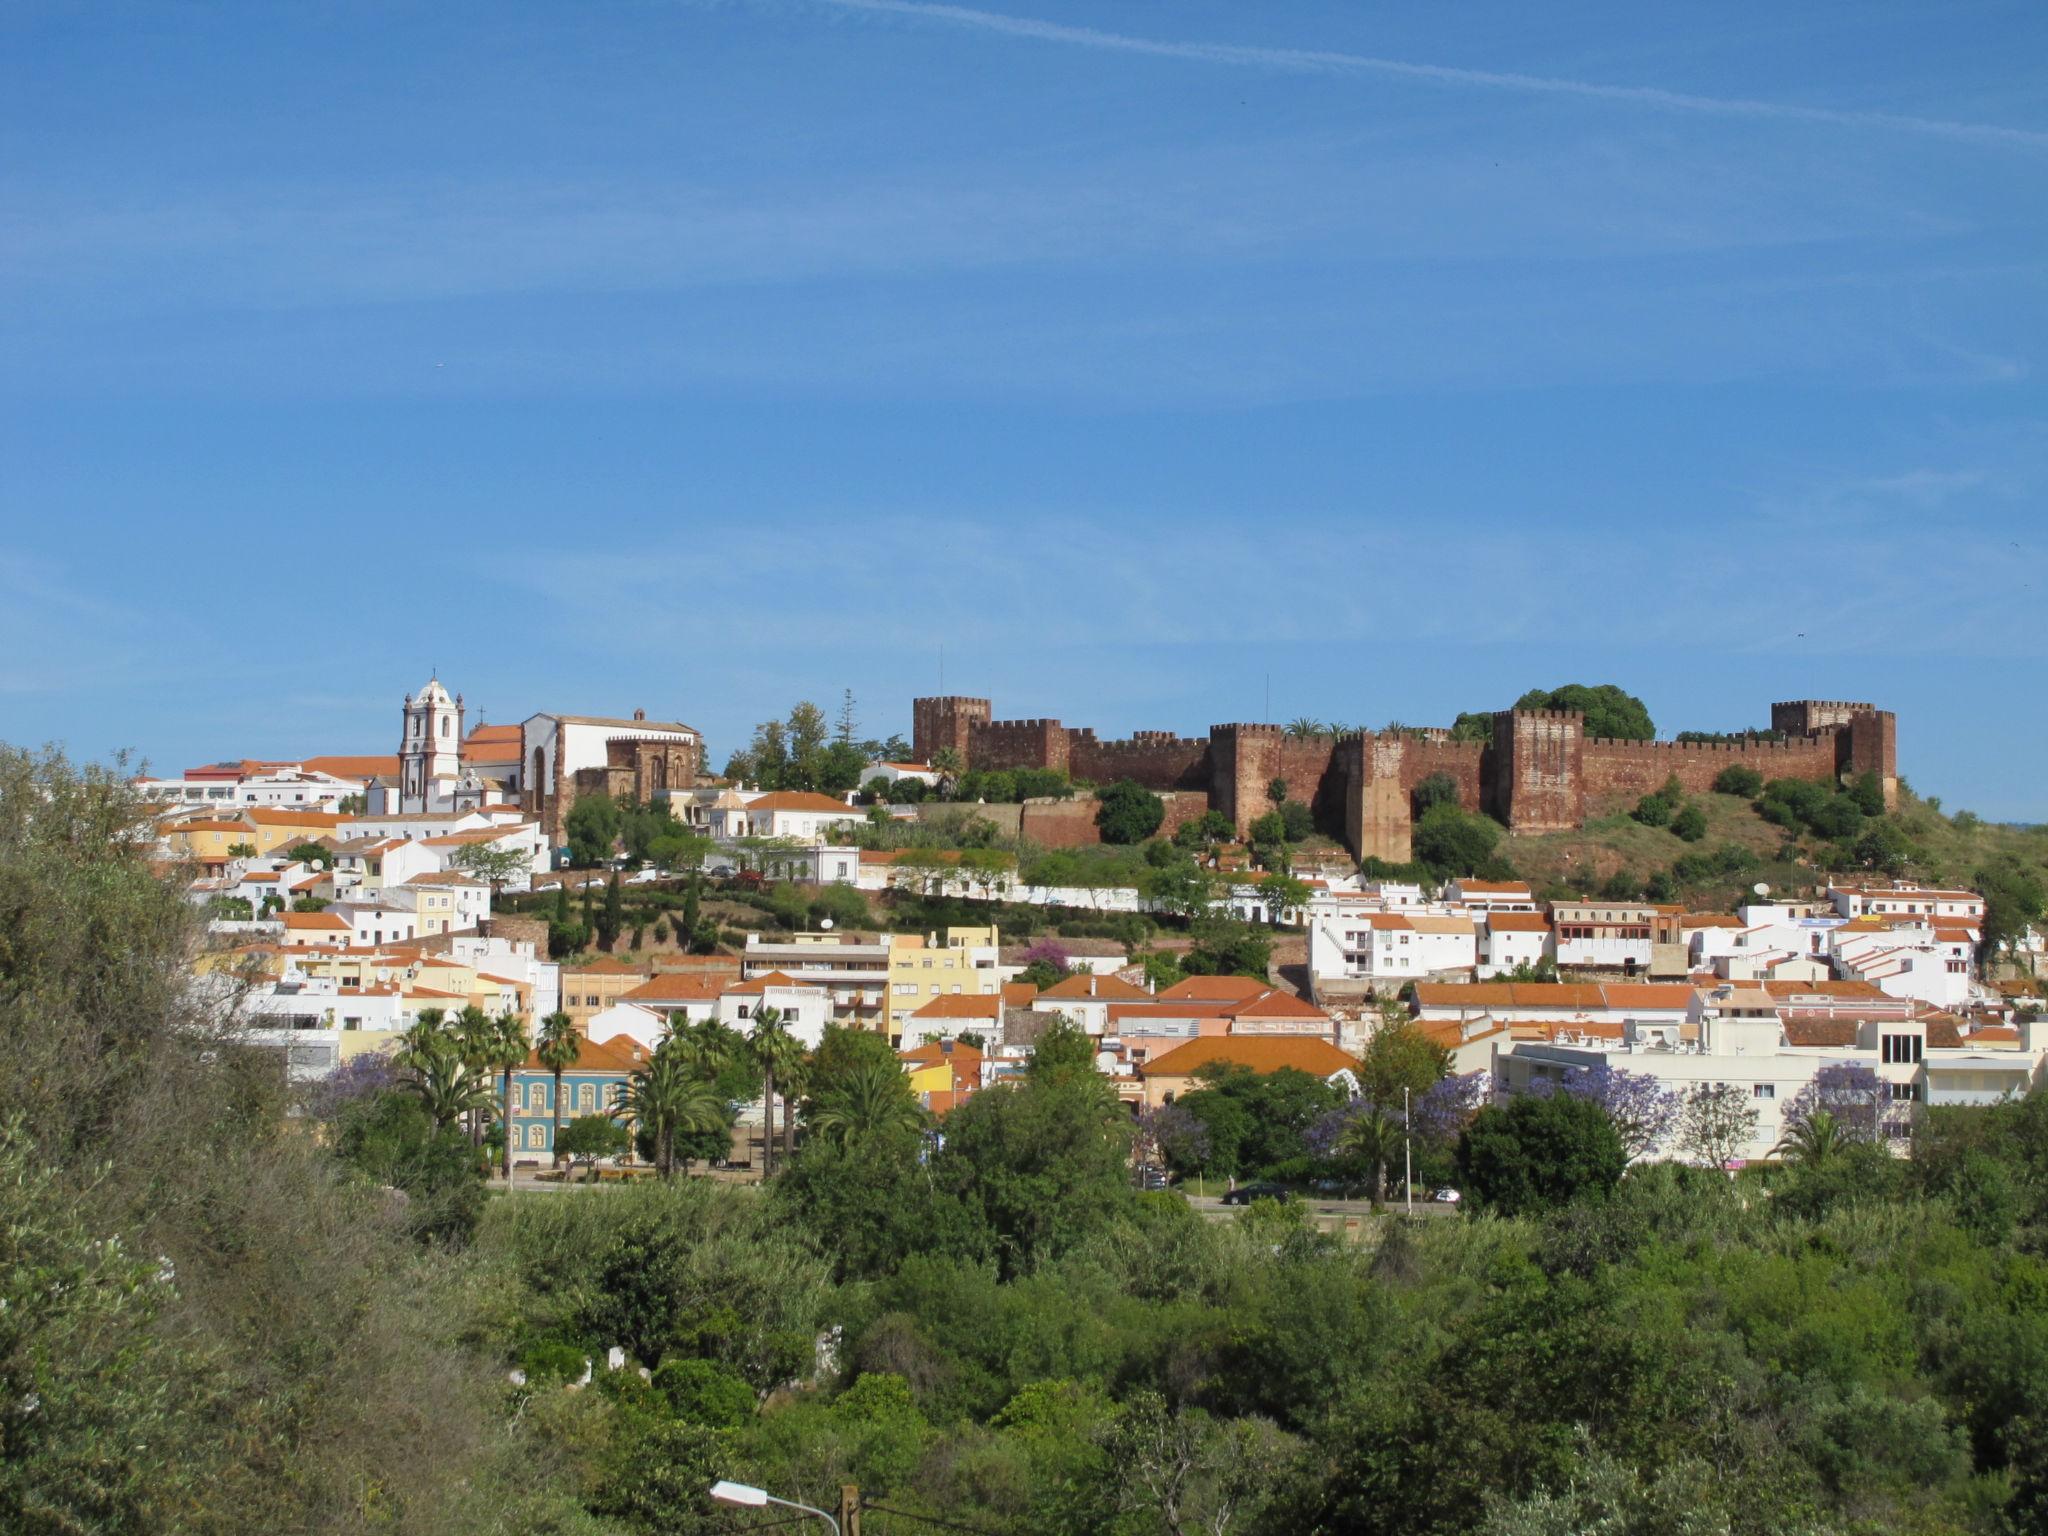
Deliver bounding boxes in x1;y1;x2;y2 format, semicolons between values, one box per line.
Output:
1403;1086;1413;1214
709;1480;841;1535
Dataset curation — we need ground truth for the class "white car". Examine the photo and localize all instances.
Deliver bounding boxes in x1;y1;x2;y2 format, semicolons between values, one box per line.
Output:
1431;1187;1462;1204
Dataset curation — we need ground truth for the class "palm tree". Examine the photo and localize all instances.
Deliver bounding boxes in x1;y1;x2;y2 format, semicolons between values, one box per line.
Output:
491;1012;531;1182
451;1004;496;1147
612;1044;727;1178
396;1019;495;1132
929;747;964;797
1773;1107;1847;1168
809;1059;926;1148
1334;1104;1402;1210
749;1007;802;1177
534;1011;581;1167
1284;717;1326;740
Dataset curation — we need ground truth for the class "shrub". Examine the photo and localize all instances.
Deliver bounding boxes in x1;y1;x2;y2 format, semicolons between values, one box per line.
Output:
1095;781;1165;844
1713;764;1764;797
1670;804;1708;842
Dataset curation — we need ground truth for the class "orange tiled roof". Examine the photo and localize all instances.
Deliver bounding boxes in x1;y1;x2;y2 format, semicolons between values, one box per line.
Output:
1040;972;1151;1001
1154;975;1268;1002
743;791;861;814
910;993;1004;1019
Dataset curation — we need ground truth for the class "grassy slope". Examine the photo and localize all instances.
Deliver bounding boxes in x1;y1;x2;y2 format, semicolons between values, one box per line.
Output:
1503;786;2048;912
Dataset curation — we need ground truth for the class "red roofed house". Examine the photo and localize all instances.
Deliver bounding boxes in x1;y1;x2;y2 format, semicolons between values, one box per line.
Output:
1138;1036;1360;1109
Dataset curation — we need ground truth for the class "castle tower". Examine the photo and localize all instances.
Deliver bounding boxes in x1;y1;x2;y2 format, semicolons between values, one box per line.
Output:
912;696;990;767
399;675;464;813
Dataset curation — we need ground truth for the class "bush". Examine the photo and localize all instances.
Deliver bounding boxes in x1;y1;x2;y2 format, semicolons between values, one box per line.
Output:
1670;803;1707;842
1412;772;1461;814
1279;801;1315;841
653;1357;757;1428
1714;764;1764;797
1095;781;1165;844
1412;804;1507;879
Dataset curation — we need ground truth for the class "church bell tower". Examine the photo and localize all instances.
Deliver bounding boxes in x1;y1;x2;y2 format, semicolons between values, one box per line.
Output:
399;675;464;813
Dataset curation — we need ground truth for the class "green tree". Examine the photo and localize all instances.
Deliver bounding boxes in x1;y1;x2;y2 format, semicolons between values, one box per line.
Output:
808;1059;927;1147
1515;683;1655;740
1412;804;1505;879
449;838;530;894
394;1015;495;1132
1456;1092;1626;1216
555;1112;627;1180
750;1007;802;1178
934;1020;1133;1275
564;792;621;867
596;869;625;951
1335;1105;1403;1208
283;839;332;867
1978;860;2046;975
534;1010;580;1164
1096;779;1166;844
1412;772;1461;814
1357;1016;1452;1106
613;1043;728;1177
489;1012;529;1182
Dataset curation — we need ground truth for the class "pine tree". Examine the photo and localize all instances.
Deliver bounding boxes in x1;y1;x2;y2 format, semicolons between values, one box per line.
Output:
597;871;625;951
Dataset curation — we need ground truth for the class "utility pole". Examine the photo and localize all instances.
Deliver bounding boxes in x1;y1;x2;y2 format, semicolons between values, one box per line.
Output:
1403;1085;1413;1215
838;1484;861;1536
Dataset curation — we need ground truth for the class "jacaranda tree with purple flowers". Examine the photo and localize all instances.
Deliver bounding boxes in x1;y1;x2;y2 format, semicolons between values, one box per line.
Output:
1529;1063;1679;1161
1774;1063;1907;1164
1310;1071;1489;1204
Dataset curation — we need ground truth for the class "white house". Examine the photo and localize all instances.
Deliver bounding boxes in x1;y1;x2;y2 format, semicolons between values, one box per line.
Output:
866;761;939;788
1499;1012;2044;1164
1549;902;1657;973
711;790;867;845
717;973;832;1050
1478;912;1551;978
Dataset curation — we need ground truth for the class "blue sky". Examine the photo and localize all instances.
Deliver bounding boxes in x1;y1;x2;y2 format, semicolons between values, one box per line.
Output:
2;0;2043;817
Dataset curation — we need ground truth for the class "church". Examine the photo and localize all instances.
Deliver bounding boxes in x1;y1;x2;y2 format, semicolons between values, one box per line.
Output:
371;678;701;849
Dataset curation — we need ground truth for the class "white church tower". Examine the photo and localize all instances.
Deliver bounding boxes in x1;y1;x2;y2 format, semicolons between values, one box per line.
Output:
398;675;464;813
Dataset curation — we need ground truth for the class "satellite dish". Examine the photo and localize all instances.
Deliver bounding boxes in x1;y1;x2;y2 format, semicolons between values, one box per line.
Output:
1752;882;1770;897
819;917;834;930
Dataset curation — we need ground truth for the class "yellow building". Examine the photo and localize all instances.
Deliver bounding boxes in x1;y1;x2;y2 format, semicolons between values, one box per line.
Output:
560;957;656;1029
160;816;259;872
242;807;349;854
885;925;1000;1043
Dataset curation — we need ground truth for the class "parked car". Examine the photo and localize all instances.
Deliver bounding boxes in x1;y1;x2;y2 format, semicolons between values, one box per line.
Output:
1431;1187;1462;1204
1138;1166;1170;1190
1221;1182;1296;1207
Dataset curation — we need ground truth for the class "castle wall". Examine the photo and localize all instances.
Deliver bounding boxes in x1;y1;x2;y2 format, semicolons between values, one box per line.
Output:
912;696;989;765
1578;732;1841;803
1493;711;1585;831
1067;729;1211;792
1772;699;1874;736
969;718;1071;776
1016;790;1209;849
914;693;1899;860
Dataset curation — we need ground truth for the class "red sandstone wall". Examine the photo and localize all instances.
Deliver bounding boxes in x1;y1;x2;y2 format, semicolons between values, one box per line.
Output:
912;697;990;765
1397;737;1486;809
1016;790;1208;849
1579;732;1839;802
1495;711;1584;831
970;718;1071;775
1067;730;1211;791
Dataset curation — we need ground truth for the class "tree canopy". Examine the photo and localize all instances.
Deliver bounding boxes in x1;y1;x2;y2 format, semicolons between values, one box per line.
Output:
1514;683;1656;741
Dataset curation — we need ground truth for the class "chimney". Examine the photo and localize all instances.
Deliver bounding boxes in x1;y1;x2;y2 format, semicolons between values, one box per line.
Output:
634;708;646;722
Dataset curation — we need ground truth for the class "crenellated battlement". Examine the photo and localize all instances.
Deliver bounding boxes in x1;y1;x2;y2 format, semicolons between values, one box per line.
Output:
908;691;1897;854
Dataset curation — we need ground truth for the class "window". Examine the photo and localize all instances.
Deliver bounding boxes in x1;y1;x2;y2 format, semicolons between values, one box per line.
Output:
1888;1080;1921;1103
578;1084;596;1111
1752;1084;1774;1099
1881;1033;1923;1065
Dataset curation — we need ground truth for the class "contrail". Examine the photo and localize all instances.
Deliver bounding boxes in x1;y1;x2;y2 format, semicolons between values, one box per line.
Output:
810;0;2048;151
